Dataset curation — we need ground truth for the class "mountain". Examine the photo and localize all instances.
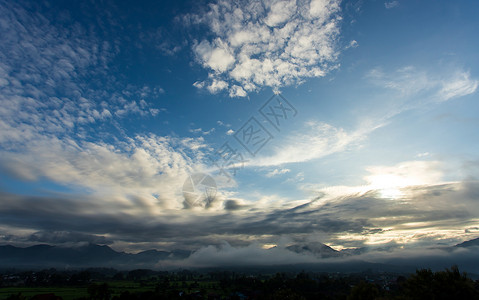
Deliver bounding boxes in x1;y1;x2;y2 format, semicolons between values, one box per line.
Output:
455;237;479;248
286;242;340;258
0;243;187;269
338;247;368;256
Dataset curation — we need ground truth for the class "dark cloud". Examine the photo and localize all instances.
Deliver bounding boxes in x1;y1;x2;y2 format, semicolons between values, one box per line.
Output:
27;231;113;245
1;181;479;255
223;199;248;211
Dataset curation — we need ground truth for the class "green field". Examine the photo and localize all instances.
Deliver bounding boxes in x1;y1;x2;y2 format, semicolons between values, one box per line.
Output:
0;281;157;300
0;287;88;300
0;280;219;300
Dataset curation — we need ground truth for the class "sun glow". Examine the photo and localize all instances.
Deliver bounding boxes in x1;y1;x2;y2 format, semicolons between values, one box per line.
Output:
363;161;443;200
367;174;408;199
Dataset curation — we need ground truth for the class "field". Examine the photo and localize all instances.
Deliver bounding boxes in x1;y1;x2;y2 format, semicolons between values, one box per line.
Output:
0;281;158;300
0;280;221;300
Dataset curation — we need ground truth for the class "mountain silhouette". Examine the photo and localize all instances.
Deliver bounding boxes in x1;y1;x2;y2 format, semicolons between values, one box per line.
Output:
455;237;479;248
286;242;340;258
1;237;478;270
0;243;189;269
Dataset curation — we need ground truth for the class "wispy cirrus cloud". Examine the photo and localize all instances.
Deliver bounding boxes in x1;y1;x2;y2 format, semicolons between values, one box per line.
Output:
367;66;478;103
245;67;477;168
248;119;382;167
187;0;343;97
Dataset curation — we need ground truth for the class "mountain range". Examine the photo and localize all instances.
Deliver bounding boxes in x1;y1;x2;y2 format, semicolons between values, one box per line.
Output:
0;243;189;269
0;238;478;270
455;237;479;248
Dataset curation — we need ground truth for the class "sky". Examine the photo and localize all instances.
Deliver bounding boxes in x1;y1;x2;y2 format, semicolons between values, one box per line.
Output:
1;0;479;268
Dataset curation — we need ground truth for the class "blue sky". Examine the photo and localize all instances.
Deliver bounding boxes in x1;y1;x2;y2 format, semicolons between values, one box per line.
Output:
1;0;479;267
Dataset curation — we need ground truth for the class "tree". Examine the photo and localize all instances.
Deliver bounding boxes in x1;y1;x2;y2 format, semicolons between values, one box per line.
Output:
402;266;479;300
347;281;379;300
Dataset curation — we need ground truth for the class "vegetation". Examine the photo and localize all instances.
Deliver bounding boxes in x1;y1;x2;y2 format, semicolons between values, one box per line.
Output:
1;266;478;299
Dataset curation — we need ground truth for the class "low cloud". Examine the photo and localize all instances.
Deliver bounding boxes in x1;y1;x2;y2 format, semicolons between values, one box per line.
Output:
1;176;478;255
161;242;319;268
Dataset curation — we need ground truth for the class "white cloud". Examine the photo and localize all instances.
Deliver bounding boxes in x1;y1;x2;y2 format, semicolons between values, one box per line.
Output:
346;40;358;49
189;0;342;97
266;168;291;177
416;152;430;158
438;72;478;101
265;0;297;27
0;133;210;210
192;81;205;89
0;1;162;144
189;128;203;133
217;120;231;127
226;129;235;135
206;79;229;93
384;1;399;9
229;85;247;97
162;242;318;268
189;128;215;135
194;39;235;73
0;2;211;212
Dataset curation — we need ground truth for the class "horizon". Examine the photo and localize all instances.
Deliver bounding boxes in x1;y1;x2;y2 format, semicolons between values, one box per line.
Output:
1;0;479;271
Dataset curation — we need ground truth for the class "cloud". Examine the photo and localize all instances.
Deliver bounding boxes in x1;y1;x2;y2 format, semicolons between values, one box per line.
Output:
249;119;382;167
207;79;229;93
188;0;342;97
364;160;444;191
217;120;232;127
194;40;236;73
189;127;216;135
1;1;478;267
1;174;479;255
465;227;479;233
384;1;399;9
345;39;358;49
266;168;291;177
223;199;248;211
0;131;210;211
308;160;445;201
367;67;478;103
226;129;235;135
164;242;319;268
0;1;167;153
27;231;113;245
0;1;210;213
416;152;430;158
438;71;479;101
299;160;479;249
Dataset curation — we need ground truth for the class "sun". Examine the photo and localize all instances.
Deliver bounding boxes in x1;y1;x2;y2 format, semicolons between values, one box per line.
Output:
367;174;407;199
